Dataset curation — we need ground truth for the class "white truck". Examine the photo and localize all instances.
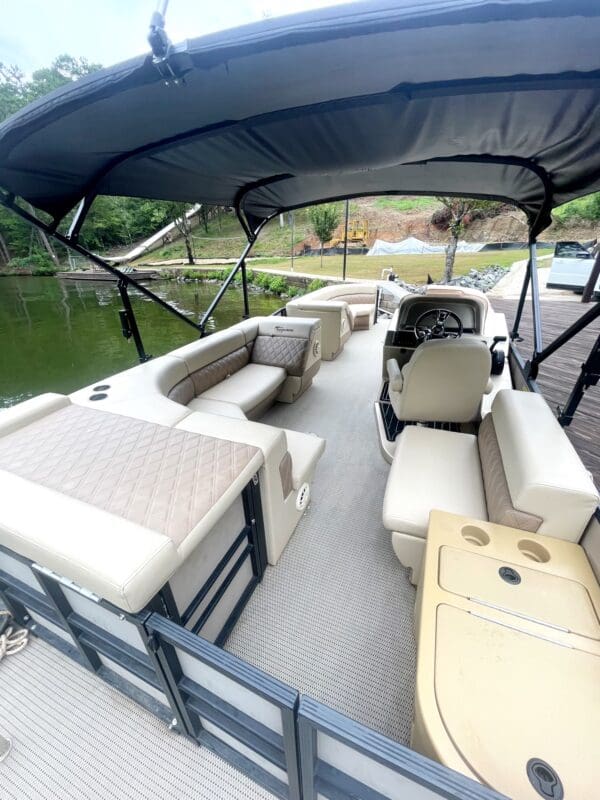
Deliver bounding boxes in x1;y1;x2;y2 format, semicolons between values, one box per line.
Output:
547;240;600;296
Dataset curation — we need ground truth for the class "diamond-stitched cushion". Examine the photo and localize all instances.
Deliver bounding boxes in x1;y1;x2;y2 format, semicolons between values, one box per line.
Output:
251;335;307;377
190;346;249;396
0;405;259;545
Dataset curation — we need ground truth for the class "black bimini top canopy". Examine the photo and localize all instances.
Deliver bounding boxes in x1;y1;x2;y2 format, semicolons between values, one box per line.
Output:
1;0;600;238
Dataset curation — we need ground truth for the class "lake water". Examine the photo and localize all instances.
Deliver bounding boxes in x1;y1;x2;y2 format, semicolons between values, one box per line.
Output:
0;276;282;407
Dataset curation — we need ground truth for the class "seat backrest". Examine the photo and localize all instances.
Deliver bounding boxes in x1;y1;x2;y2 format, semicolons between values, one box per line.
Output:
389;338;491;423
486;389;599;541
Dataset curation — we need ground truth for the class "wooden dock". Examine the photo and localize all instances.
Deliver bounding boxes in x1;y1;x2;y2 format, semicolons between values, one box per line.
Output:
493;299;600;487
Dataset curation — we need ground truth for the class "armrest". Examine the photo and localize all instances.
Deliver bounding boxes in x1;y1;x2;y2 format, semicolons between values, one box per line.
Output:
387;359;403;392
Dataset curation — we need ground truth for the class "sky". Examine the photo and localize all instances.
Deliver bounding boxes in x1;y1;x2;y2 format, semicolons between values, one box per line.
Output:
1;0;358;74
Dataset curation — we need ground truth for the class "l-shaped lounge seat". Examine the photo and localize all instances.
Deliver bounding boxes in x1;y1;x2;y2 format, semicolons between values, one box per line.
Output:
69;315;321;425
286;282;378;360
383;389;599;582
0;318;326;633
167;317;321;420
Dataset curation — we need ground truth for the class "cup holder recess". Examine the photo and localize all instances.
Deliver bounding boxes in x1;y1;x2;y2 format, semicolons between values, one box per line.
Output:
518;539;550;563
461;525;490;547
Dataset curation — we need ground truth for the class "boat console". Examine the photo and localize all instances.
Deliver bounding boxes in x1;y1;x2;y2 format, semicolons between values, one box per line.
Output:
414;510;600;799
377;286;512;460
383;285;496;372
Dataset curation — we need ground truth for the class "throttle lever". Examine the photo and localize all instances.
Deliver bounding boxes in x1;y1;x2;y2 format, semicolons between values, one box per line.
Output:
489;335;507;354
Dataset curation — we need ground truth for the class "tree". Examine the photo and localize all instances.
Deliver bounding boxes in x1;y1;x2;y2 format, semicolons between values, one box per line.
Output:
0;63;28;121
308;203;342;268
0;55;102;124
165;202;196;264
434;198;501;282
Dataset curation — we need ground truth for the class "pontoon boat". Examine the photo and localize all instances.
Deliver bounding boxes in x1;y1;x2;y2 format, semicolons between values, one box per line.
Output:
1;2;599;799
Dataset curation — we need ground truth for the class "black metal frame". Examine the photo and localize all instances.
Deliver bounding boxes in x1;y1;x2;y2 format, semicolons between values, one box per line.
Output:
198;219;268;337
146;613;302;799
297;696;505;800
0;545;179;723
508;230;600;425
0;532;300;799
0;475;266;660
0;190;271;359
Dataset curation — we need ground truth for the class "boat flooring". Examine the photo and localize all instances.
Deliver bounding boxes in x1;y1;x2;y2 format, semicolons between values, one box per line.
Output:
226;322;417;744
0;636;276;800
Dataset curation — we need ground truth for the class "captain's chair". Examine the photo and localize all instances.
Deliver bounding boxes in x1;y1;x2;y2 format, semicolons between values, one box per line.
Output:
386;338;492;423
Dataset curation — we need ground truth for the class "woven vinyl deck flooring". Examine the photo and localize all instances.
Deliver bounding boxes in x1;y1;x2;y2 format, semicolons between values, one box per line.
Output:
227;322;417;745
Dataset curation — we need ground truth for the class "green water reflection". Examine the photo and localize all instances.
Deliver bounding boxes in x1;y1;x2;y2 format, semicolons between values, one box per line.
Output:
0;276;282;407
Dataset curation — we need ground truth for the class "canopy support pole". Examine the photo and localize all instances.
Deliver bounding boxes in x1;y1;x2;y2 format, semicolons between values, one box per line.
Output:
556;331;600;427
510;259;530;341
342;200;349;281
528;298;600;377
528;238;543;358
199;220;267;337
512;235;543;375
514;264;600;423
117;279;151;363
582;249;600;304
241;260;250;319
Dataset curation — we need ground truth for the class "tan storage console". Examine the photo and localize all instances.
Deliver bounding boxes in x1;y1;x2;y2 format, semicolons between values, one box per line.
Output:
413;510;600;799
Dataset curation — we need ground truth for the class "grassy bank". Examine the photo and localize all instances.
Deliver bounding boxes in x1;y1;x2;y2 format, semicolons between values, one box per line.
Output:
156;249;550;284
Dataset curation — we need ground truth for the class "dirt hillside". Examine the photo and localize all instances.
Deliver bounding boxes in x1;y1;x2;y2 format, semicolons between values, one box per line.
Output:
320;197;599;248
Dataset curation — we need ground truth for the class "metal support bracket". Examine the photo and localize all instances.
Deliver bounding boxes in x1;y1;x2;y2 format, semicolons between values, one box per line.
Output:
557;332;600;426
117;279;151;362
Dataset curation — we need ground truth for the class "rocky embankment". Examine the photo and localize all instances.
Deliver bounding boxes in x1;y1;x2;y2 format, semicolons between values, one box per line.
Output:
390;264;509;295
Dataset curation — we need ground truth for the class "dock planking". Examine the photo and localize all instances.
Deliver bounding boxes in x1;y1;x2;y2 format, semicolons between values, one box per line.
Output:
493;299;600;489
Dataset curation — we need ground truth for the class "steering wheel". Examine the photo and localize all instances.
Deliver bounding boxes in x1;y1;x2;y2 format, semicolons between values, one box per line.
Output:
414;308;463;341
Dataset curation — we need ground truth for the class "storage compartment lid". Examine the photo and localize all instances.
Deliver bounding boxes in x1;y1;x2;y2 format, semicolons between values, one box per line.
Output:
434;604;600;799
439;546;600;640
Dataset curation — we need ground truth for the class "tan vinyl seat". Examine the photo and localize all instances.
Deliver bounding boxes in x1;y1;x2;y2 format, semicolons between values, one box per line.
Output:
386;338;492;423
347;303;375;330
383;389;599;583
198;363;286;414
383;426;488;578
286;283;377;359
0;394;326;612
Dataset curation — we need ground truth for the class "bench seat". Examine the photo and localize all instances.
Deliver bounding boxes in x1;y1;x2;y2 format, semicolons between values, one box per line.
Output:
0;393;325;615
347;303;375;330
384;389;599;582
198;362;286;414
383;426;487;575
0;398;262;613
286;283;377;360
69;316;322;425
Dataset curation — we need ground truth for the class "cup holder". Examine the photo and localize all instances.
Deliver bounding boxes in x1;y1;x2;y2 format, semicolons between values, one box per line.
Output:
518;539;550;563
461;525;490;547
